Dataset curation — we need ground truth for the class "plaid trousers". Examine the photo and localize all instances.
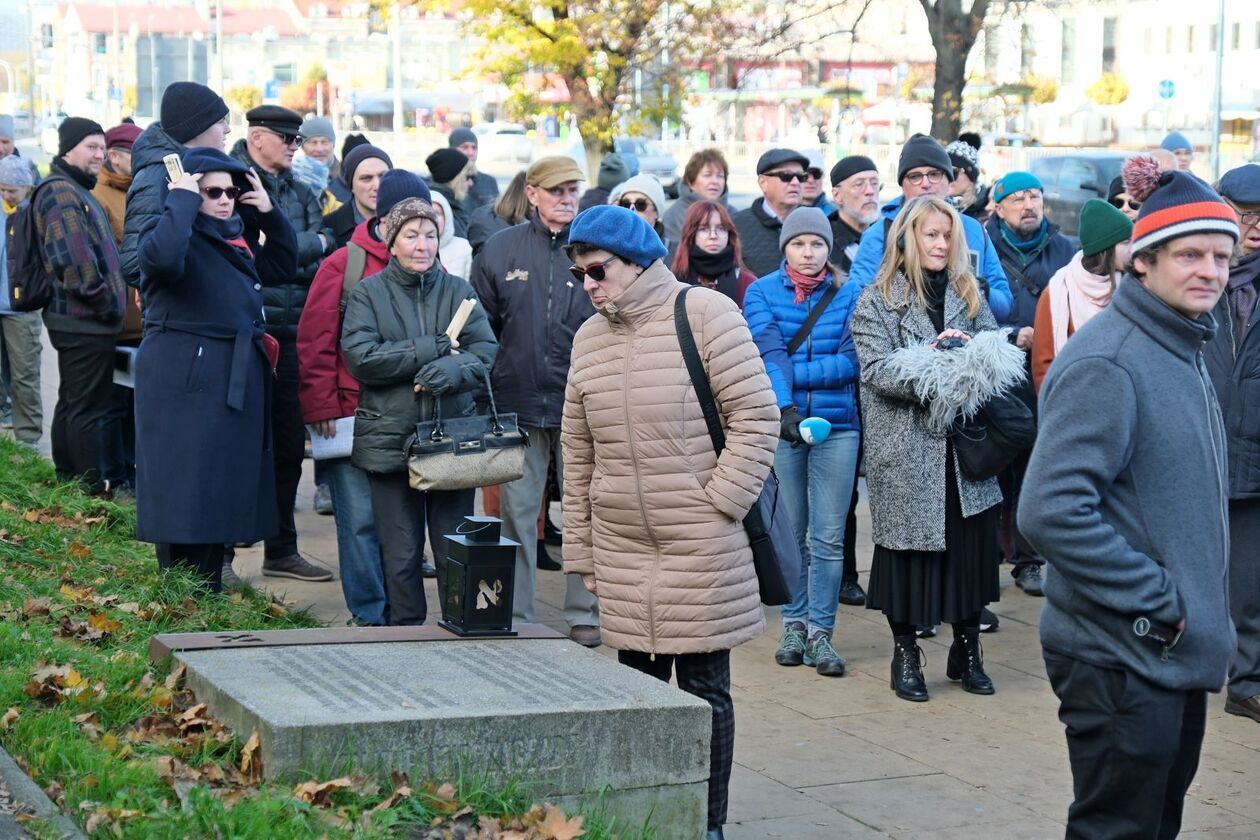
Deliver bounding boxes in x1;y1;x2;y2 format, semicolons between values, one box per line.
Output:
618;648;734;829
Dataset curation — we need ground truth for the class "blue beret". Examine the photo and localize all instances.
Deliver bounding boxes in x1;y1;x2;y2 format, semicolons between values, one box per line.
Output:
1218;165;1260;206
992;171;1043;203
568;205;667;267
180;147;249;176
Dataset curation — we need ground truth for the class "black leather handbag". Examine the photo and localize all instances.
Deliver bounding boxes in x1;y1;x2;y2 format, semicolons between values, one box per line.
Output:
674;287;802;606
951;380;1036;481
407;368;528;492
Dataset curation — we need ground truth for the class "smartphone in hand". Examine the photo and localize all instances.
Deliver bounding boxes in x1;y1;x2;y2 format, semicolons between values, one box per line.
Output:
163;153;185;183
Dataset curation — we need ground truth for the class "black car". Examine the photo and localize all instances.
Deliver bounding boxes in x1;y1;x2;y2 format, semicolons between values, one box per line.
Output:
1030;152;1131;236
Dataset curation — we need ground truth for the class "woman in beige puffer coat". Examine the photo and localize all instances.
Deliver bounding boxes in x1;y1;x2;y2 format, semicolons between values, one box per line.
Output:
560;205;779;839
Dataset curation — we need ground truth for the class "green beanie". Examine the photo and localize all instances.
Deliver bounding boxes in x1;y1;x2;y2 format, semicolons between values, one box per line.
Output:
1078;198;1134;257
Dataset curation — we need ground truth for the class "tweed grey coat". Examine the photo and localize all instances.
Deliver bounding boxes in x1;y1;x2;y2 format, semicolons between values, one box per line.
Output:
851;274;1021;551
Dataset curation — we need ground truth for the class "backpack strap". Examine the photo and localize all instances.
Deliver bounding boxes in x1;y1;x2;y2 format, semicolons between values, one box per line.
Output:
339;242;367;312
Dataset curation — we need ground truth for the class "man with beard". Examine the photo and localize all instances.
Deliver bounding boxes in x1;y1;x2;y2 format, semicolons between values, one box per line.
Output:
985;171;1074;598
827;155;881;272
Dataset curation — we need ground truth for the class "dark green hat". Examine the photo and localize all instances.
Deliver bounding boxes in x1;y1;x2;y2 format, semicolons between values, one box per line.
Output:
1078;198;1133;257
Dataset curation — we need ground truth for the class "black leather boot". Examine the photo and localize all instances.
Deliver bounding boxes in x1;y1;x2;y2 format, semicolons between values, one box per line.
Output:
947;629;995;694
890;635;929;702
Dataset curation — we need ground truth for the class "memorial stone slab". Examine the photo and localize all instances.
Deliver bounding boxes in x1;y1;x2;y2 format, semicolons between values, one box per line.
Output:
177;638;711;837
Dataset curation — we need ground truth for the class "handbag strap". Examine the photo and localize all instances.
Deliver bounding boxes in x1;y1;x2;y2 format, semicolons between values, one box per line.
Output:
674;286;727;455
785;279;840;355
423;361;503;441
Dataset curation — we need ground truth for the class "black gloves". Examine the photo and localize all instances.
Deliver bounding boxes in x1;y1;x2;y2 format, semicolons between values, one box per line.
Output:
780;406;805;445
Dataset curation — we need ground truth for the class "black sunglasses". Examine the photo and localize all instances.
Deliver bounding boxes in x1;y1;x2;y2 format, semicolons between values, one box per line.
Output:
264;128;304;147
569;256;620;284
617;197;653;212
765;171;809;183
201;186;242;200
1109;197;1141;211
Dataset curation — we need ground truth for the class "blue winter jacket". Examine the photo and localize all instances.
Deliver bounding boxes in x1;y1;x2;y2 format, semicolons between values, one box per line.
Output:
847;195;1013;322
742;264;861;430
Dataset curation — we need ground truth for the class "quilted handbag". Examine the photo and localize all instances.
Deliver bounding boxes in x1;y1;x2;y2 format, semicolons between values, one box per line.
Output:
406;368;528;492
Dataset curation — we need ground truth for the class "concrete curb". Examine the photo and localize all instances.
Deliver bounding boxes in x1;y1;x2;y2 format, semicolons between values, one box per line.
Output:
0;746;85;840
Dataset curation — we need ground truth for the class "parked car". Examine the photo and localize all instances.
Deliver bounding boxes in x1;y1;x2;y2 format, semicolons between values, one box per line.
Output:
615;137;679;198
471;122;534;165
1030;151;1131;237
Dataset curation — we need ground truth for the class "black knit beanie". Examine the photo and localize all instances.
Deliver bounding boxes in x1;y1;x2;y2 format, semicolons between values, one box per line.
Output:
160;82;229;144
897;134;954;185
57;117;105;157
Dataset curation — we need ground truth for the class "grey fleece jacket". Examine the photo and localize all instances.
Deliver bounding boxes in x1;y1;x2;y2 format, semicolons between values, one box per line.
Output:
1020;276;1234;692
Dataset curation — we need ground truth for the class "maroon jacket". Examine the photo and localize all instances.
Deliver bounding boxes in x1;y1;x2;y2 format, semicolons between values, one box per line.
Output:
296;219;389;423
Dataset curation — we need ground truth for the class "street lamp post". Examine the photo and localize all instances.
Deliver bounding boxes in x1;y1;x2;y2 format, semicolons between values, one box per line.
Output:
1209;0;1225;179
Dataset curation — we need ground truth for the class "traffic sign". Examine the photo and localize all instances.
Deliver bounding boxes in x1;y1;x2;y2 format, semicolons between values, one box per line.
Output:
1158;80;1175;100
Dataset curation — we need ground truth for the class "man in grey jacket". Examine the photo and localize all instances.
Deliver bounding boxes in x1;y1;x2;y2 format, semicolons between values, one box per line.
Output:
1021;169;1239;840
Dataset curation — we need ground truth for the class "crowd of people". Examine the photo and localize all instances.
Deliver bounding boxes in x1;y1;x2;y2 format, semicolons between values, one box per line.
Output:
1;77;1258;839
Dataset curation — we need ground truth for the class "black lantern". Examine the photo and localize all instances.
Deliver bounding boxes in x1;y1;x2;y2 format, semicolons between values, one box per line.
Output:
440;516;520;636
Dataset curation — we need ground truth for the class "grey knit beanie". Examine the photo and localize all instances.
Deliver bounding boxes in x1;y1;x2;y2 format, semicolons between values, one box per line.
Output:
779;206;834;253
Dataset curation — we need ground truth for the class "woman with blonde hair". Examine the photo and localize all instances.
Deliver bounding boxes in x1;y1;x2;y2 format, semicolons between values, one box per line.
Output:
850;196;1025;703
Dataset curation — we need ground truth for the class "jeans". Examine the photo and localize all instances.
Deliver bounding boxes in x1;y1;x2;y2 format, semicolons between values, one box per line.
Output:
500;426;599;627
325;456;387;626
777;429;860;636
1044;651;1206;840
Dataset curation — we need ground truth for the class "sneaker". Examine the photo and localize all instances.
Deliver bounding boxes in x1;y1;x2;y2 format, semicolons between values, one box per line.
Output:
420;555;437;578
915;625;938;638
980;607;1000;633
536;541;562;571
1014;565;1045;596
544;517;564;547
838;580;866;606
803;631;847;677
313;484;334;516
774;621;807;666
570;624;601;647
262;554;333;582
221;562;245;590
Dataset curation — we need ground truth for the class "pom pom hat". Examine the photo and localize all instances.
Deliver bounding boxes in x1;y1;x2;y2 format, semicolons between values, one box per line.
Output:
1123;156;1238;253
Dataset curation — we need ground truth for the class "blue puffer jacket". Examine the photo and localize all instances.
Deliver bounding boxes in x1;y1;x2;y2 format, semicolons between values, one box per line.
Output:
848;195;1013;322
742;264;861;430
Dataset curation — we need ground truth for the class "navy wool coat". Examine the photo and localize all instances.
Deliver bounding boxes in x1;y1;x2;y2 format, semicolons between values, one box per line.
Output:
134;189;297;544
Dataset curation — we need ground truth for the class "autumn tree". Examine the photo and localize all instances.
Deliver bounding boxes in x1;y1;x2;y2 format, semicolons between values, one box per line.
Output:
398;0;734;177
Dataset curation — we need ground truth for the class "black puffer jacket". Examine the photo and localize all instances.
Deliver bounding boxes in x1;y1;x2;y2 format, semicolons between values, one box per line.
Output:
230;139;332;341
1205;249;1260;499
341;259;498;475
121;122;185;287
731;198;788;278
467;204;511;257
470;213;596;428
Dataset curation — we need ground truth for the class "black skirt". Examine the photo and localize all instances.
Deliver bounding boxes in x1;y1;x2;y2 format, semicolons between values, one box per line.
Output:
866;444;1001;626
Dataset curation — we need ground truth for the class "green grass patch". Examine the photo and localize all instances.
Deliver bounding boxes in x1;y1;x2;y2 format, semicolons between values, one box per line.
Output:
0;439;654;838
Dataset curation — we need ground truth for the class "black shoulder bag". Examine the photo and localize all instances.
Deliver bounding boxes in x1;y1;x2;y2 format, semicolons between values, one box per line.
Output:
674;286;802;606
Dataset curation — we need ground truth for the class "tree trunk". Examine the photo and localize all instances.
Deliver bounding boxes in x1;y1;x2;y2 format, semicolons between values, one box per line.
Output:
920;0;991;139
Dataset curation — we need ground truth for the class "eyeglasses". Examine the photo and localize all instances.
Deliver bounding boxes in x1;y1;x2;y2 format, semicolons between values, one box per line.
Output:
764;170;809;183
807;168;824;180
697;225;728;238
617;197;654;213
201;186;242;200
903;170;947;186
1109;198;1141;211
1240;211;1260;226
568;256;620;284
263;128;304;147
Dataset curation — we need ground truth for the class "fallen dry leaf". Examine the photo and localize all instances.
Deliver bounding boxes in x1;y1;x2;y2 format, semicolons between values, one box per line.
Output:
239;729;262;783
537;804;586;840
22;597;50;618
164;662;187;691
67;541;91;560
0;528;23;545
370;784;412;813
0;707;18;729
292;776;353;808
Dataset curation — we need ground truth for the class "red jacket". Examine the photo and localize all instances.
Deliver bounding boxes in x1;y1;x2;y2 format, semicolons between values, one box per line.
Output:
297;219;390;423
